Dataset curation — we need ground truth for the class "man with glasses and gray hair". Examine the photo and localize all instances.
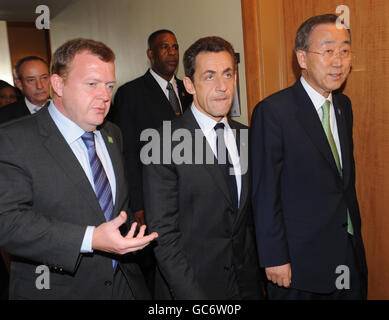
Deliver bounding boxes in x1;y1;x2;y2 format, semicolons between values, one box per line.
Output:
251;14;367;299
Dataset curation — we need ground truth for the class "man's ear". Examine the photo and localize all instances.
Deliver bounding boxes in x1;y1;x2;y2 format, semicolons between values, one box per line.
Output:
14;78;23;91
183;76;195;95
50;74;64;97
296;50;308;69
147;49;153;62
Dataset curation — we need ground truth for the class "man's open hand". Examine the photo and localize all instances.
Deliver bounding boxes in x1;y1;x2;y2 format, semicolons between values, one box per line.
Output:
92;211;158;254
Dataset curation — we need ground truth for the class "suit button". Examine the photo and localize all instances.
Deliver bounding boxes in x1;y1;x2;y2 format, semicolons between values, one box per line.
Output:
104;280;112;287
224;266;230;271
342;222;348;228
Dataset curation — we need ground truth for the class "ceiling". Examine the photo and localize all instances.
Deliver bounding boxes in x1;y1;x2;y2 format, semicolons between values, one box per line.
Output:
0;0;76;22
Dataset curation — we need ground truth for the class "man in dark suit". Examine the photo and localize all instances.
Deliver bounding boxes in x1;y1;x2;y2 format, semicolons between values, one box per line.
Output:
111;29;192;226
0;38;157;299
251;14;367;299
143;36;264;299
0;56;50;124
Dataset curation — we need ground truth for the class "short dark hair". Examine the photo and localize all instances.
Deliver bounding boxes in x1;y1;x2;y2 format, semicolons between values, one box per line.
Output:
0;80;14;90
183;36;236;80
51;38;115;77
295;14;352;52
14;56;49;79
147;29;175;50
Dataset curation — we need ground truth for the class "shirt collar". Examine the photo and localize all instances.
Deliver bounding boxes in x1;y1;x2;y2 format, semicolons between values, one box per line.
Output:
25;97;45;113
48;101;87;144
300;76;333;112
191;103;229;136
149;68;175;89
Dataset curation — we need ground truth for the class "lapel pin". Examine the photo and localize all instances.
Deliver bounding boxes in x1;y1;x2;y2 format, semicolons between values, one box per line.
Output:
107;136;114;144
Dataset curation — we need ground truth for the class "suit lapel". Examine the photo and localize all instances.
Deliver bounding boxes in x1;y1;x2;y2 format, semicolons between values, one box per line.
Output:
144;70;176;118
293;81;342;179
333;94;351;187
37;109;104;221
177;79;190;113
182;110;233;208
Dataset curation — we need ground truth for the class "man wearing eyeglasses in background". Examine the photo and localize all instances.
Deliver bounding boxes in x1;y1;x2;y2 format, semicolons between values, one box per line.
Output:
251;14;367;299
0;56;50;125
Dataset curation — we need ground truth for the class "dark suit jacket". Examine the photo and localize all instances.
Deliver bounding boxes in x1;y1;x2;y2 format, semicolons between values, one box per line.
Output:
0;107;150;299
143;108;264;300
250;80;368;294
111;70;192;213
0;99;30;125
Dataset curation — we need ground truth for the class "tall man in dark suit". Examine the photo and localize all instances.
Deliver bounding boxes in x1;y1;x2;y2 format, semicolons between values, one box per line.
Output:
111;29;192;226
251;14;367;299
0;56;50;124
143;36;264;299
0;38;158;299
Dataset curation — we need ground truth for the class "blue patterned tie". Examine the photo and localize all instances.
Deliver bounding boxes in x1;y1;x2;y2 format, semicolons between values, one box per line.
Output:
81;132;114;222
81;132;117;271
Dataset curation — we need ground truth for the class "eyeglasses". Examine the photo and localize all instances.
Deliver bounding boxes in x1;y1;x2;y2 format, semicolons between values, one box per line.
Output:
306;48;352;60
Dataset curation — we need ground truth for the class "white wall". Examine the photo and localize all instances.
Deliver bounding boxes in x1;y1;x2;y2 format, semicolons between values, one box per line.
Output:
50;0;248;124
0;21;14;85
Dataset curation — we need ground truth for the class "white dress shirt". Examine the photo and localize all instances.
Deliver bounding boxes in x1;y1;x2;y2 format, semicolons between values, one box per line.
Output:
48;102;116;253
149;68;183;112
300;76;343;167
191;103;242;205
25;97;49;114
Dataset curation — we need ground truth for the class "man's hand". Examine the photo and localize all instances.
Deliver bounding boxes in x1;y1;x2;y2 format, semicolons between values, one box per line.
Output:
92;211;158;254
265;263;292;287
134;210;146;227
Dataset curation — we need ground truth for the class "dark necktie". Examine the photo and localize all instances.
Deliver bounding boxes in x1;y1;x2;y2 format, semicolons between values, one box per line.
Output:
214;122;239;211
81;132;114;222
166;82;182;116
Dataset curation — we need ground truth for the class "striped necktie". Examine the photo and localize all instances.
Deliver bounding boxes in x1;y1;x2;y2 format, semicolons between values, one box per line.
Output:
81;132;114;222
81;132;117;271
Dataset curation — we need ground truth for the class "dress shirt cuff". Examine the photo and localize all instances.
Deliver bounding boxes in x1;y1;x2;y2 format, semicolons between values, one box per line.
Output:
80;226;95;253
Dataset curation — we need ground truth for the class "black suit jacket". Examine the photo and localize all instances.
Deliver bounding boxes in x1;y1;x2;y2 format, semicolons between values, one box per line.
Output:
250;80;367;294
143;109;263;300
111;70;192;212
0;107;150;299
0;99;30;125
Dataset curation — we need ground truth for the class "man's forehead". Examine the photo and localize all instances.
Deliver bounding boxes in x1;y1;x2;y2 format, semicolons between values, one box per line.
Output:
310;23;351;41
69;51;115;69
20;60;49;74
155;33;177;44
196;51;234;68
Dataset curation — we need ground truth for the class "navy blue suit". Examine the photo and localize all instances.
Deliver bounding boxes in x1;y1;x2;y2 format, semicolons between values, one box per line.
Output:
250;80;367;296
